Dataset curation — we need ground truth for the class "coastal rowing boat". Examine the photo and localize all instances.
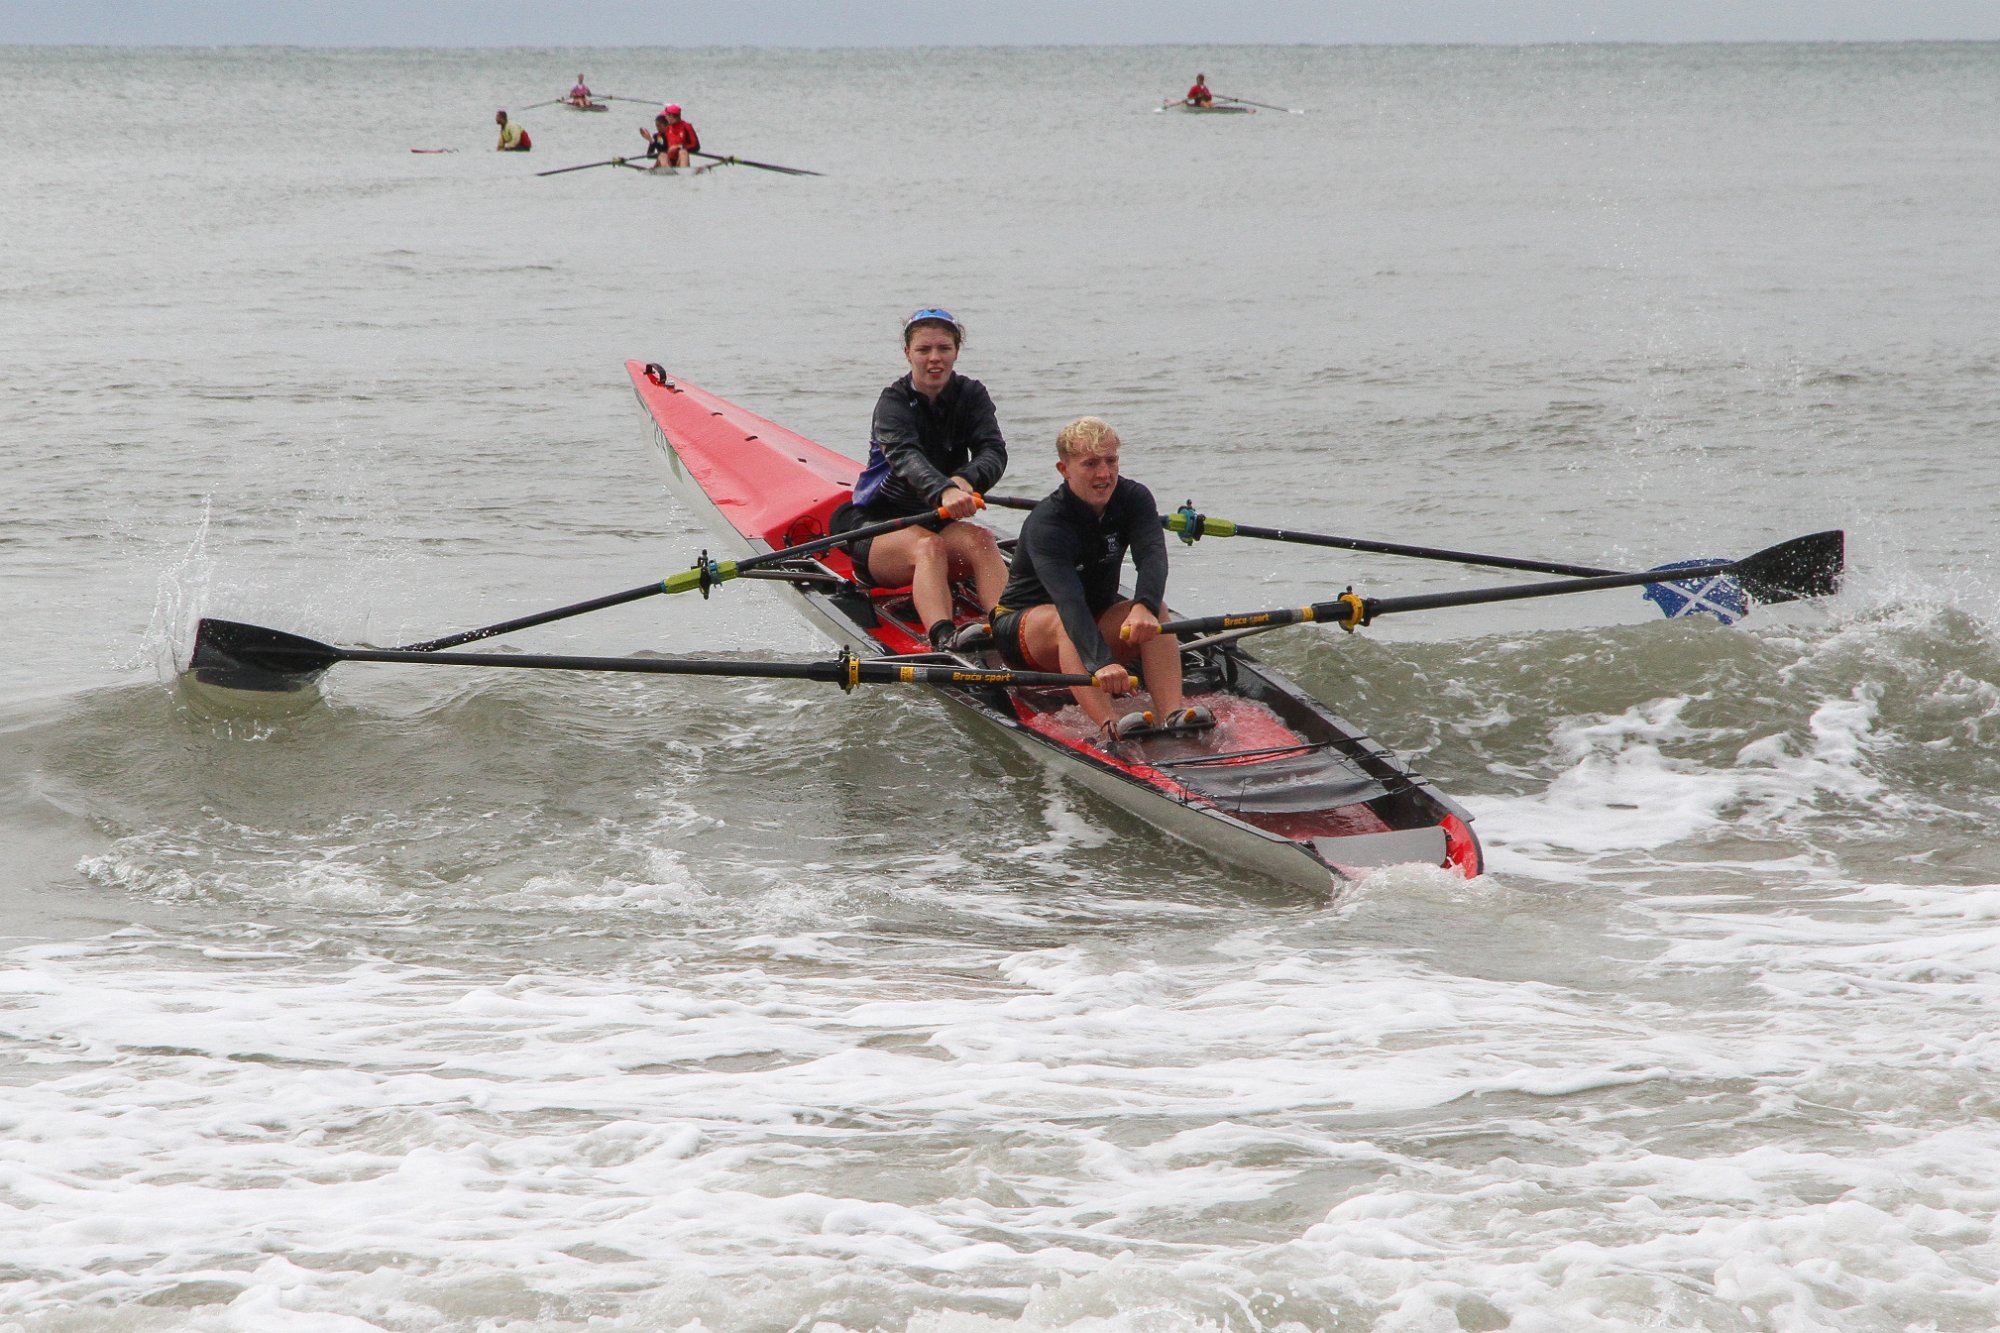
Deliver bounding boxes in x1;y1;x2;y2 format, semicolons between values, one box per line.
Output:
182;370;1839;891
1157;101;1255;114
625;361;1484;891
563;101;610;112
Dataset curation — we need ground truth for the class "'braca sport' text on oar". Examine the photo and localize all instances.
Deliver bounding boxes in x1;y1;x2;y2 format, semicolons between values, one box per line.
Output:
186;500;978;688
1153;531;1845;639
690;150;823;177
187;622;1099;695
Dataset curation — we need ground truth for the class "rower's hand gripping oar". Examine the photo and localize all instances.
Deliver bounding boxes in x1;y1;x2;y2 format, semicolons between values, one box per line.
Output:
187;622;1099;695
1151;531;1844;639
663;493;985;606
186;498;984;689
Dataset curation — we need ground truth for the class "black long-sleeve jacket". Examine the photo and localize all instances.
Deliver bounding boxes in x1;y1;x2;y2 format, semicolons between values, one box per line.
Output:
852;373;1009;516
995;477;1169;673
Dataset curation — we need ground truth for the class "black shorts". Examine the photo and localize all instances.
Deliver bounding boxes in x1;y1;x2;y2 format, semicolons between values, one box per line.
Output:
828;500;941;587
988;605;1053;673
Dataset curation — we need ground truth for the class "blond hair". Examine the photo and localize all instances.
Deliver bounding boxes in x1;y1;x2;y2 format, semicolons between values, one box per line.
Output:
1056;416;1120;462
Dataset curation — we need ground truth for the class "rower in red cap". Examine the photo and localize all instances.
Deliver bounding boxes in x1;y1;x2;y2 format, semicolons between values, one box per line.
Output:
640;104;701;168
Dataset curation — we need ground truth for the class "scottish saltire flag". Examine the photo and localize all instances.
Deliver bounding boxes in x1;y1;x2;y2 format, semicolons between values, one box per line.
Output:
1639;559;1749;625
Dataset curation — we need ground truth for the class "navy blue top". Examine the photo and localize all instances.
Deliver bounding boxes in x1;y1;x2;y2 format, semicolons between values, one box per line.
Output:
996;477;1169;673
852;373;1008;516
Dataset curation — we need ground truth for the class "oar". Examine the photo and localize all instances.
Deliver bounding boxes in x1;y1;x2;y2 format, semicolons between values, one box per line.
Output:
1159;502;1656;578
985;496;1785;623
986;495;1619;578
602;95;665;106
690;150;823;177
535;156;636;176
188;621;1096;695
1151;532;1844;639
518;98;564;111
1216;94;1304;114
187;502;975;686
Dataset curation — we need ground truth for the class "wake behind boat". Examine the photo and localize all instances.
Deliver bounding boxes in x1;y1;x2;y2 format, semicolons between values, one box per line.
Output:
625;361;1484;891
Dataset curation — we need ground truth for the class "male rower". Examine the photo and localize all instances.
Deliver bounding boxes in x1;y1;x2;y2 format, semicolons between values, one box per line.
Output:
568;73;594;107
1186;73;1213;107
988;416;1210;746
494;110;532;151
648;103;700;167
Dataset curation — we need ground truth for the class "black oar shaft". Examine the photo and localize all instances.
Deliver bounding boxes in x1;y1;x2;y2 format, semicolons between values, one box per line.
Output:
690;150;823;176
536;157;627;176
396;504;954;653
1179;518;1615;578
400;583;667;653
986;494;1616;578
1359;562;1736;620
333;647;1089;689
195;619;1096;691
1154;538;1842;639
1153;564;1729;639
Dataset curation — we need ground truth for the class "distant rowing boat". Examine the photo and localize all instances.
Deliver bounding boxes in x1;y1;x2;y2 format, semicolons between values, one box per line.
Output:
1157;100;1255;114
563;100;609;112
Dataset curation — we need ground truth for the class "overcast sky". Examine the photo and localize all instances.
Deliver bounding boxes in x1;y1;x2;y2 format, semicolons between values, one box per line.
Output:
9;1;2000;46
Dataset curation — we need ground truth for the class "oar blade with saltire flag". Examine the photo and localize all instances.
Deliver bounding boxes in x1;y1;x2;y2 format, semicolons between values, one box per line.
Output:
1152;531;1844;639
690;150;823;177
187;620;1097;695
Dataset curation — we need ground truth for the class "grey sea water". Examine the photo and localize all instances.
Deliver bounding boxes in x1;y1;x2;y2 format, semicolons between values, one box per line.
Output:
3;41;1999;1332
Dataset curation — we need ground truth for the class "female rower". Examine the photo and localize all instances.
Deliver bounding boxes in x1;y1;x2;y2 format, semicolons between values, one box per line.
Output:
836;308;1010;651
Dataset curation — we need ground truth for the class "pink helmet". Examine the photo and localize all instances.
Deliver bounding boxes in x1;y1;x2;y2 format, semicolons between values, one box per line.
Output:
663;103;681;116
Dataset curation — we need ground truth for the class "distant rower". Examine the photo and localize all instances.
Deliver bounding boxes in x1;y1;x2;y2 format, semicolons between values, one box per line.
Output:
643;104;700;168
1186;73;1213;107
568;74;594;108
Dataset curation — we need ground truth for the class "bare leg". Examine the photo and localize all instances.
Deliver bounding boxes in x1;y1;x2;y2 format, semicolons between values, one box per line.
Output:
1020;606;1117;730
937;522;1007;611
867;527;954;629
1138;627;1184;713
